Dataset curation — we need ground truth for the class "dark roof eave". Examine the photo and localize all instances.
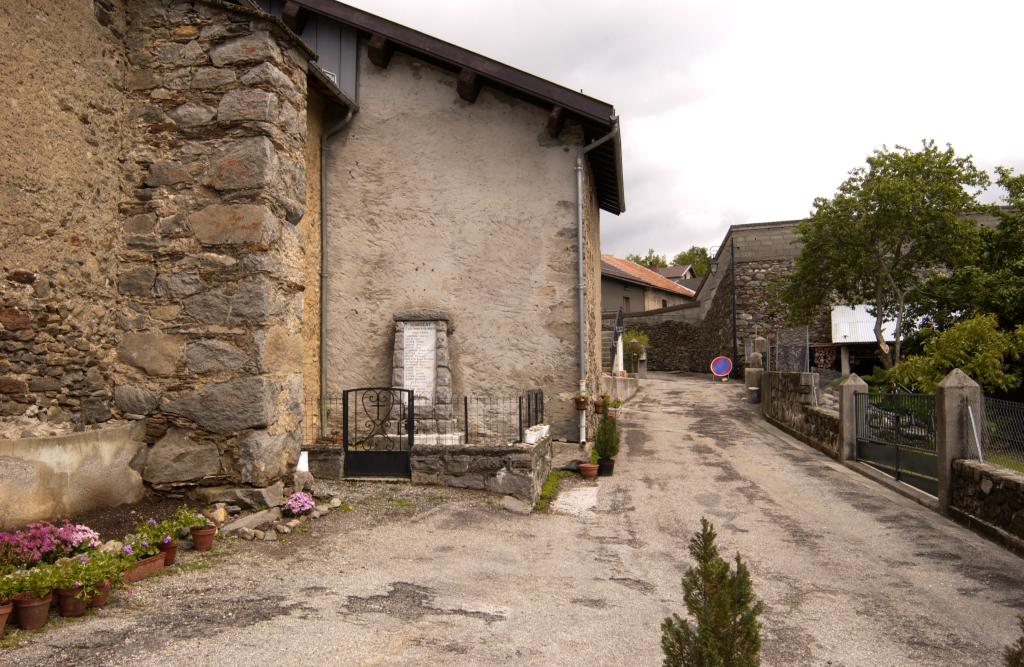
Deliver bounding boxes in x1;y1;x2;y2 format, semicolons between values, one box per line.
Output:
307;62;358;112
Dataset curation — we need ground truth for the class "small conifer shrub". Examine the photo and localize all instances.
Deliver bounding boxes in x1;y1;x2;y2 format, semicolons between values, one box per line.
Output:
1006;615;1024;667
661;518;764;667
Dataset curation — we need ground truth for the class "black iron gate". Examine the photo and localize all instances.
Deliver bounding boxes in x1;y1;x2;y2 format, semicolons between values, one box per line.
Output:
342;388;414;478
855;392;937;496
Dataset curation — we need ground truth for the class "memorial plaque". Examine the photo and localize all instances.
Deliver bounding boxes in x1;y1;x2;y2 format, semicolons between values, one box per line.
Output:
402;321;436;404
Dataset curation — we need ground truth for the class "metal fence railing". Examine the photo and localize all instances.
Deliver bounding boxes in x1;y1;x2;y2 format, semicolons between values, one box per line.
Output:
304;390;544;447
857;392;937;451
967;397;1024;472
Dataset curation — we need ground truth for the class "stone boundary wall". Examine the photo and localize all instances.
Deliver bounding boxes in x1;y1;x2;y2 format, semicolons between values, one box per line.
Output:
761;371;839;458
951;459;1024;545
0;425;146;528
411;437;553;503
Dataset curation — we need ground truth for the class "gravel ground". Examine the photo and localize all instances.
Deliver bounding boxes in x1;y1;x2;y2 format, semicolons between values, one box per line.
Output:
3;373;1023;665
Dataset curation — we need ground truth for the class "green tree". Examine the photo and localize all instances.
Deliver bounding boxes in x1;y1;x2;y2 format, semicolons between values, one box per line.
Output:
672;246;711;277
661;518;764;667
626;248;669;269
909;167;1024;331
782;141;989;369
887;314;1024;393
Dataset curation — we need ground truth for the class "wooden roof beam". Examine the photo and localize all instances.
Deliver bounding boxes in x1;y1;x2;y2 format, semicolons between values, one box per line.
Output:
282;2;309;34
367;34;394;68
547;106;565;138
456;69;482;103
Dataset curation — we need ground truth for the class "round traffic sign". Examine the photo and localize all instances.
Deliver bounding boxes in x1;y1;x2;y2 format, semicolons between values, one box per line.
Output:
710;356;733;377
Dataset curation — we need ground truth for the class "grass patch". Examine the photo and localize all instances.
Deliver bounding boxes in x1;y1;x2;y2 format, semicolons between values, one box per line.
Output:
534;470;574;512
988;454;1024;475
391;498;413;510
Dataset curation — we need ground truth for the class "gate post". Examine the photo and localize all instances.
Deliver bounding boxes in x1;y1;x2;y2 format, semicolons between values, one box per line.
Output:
838;374;868;463
936;369;982;515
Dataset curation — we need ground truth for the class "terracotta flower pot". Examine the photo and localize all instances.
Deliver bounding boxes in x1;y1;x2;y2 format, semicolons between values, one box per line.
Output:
0;600;12;638
578;462;599;480
89;580;112;608
593;402;604;414
574;397;588;411
122;552;166;584
191;525;217;552
158;539;179;566
56;587;88;618
606;408;619;419
597;458;616;476
13;592;52;631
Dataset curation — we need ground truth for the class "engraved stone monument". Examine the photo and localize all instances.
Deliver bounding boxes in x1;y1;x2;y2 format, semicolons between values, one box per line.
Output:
392;310;453;424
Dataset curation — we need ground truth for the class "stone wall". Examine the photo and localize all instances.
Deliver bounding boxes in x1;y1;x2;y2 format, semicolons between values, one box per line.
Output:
0;0;129;427
410;437;553;503
951;459;1024;543
761;371;840;458
322;46;599;443
0;425;146;528
300;90;324;440
111;0;316;491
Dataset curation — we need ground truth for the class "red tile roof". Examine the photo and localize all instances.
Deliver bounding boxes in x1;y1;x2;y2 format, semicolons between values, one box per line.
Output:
601;255;696;297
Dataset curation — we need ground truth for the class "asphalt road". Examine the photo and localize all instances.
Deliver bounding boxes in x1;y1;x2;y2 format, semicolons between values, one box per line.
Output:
6;373;1023;666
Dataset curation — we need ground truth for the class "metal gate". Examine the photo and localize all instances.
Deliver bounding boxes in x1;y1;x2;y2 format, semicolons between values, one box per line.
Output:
855;393;937;496
342;388;414;478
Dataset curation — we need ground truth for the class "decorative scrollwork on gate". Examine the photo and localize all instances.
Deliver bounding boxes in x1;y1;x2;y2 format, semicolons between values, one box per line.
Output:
344;388;411;452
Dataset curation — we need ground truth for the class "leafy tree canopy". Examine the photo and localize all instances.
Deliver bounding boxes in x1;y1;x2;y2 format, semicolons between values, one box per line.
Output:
909;167;1024;331
672;246;711;277
626;248;669;269
887;314;1024;393
782;140;989;368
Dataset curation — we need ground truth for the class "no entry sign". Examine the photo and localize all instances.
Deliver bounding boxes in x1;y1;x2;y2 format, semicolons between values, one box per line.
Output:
710;356;733;377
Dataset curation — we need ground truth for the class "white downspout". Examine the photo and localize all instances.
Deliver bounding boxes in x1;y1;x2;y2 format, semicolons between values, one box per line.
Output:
575;116;619;445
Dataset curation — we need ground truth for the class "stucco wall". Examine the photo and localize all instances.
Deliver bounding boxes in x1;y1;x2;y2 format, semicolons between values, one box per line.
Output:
0;425;145;528
600;278;686;314
323;47;596;442
0;0;128;425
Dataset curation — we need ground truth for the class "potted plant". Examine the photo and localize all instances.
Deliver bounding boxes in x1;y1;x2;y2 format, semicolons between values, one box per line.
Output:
578;459;599;480
284;492;316;518
53;557;89;618
573;392;590;411
120;532;165;584
594;413;621;476
138;517;179;566
12;563;58;631
85;552;124;608
0;566;17;638
606;399;623;419
175;507;217;552
594;393;611;415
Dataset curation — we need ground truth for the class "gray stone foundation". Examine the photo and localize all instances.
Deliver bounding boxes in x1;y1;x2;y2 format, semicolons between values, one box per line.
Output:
410;436;553;503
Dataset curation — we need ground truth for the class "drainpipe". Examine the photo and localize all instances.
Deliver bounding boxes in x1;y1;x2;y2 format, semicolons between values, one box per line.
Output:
319;108;354;438
575;116;619;445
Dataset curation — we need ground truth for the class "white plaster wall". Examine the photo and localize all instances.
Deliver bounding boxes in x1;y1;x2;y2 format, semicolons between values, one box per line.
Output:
323;47;594;440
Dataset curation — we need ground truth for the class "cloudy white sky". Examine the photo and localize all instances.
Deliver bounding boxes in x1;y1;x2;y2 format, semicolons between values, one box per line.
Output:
351;0;1024;259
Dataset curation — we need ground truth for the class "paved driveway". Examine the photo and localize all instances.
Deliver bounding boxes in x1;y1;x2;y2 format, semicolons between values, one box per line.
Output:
7;373;1023;665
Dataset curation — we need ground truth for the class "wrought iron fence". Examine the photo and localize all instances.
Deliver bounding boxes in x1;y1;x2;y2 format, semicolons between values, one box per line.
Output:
967;397;1024;472
858;392;937;451
304;389;544;447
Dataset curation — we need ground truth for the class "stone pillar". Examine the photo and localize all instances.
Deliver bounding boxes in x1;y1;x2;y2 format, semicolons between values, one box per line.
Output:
936;369;983;515
612;335;624;375
113;2;317;498
838;373;868;463
752;336;767;356
840;345;851;375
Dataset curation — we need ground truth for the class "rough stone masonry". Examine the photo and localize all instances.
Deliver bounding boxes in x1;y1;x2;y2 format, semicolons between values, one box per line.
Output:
0;0;323;501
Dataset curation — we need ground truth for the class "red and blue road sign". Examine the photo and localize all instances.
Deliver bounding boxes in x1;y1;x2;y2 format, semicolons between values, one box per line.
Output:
710;356;733;377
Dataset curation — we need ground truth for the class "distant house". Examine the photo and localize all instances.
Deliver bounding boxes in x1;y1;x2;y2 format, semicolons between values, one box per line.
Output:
655;264;702;292
601;255;694;314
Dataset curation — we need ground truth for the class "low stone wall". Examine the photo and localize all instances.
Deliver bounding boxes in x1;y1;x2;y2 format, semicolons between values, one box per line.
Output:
411;436;553;503
951;459;1024;544
761;371;840;458
0;424;146;527
601;375;638;404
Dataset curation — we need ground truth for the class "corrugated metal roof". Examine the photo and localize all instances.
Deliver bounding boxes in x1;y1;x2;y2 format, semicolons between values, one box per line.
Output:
831;305;897;344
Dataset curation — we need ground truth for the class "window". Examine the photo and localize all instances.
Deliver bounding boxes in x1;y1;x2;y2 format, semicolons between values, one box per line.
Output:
662;299;668;309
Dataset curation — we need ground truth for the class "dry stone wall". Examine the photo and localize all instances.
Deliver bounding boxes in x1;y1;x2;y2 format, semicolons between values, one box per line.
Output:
761;371;840;458
112;0;315;491
952;459;1024;543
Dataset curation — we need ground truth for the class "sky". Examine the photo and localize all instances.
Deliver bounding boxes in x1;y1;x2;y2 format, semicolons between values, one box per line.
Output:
348;0;1024;260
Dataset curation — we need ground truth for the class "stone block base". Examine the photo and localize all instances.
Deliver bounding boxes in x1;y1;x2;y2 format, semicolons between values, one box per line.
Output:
307;447;344;480
411;436;552;503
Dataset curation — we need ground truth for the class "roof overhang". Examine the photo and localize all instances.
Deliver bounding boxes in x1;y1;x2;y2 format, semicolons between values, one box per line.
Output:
289;0;624;214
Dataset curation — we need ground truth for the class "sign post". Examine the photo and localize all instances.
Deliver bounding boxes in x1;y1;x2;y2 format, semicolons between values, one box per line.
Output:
710;356;733;381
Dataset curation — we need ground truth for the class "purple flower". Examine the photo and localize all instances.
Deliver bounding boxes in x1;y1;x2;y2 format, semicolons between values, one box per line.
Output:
78;555;89;564
141;540;149;548
123;545;133;555
147;518;157;526
162;535;172;545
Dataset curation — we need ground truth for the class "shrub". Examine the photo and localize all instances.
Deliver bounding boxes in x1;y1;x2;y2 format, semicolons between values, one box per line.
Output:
13;562;59;600
171;507;210;532
0;566;19;602
593;414;620;460
661;518;764;667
